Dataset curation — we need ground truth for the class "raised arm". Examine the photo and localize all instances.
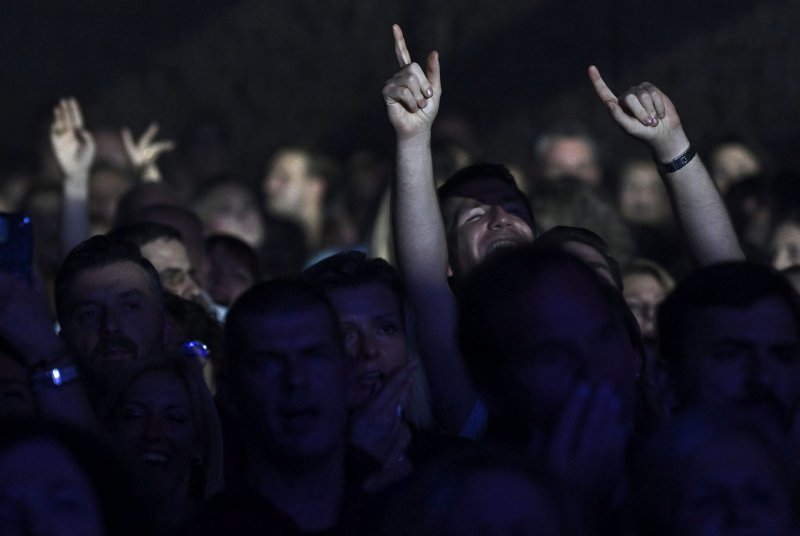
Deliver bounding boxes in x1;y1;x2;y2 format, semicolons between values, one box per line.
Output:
589;66;744;265
384;26;478;434
51;98;94;255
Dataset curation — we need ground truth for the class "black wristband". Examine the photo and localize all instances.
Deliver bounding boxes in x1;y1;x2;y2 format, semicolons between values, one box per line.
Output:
655;145;696;174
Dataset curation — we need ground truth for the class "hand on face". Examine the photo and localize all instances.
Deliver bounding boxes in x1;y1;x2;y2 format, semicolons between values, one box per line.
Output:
348;360;416;464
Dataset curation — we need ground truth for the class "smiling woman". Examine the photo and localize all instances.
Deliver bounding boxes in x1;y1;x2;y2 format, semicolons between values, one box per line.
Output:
101;354;223;534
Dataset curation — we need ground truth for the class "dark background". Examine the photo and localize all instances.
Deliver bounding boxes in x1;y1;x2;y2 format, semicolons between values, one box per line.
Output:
3;0;799;184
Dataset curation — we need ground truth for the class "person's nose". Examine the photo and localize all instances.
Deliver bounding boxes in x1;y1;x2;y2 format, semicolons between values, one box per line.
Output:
359;331;380;361
142;414;167;443
181;275;203;301
101;308;122;335
488;205;512;229
283;355;309;390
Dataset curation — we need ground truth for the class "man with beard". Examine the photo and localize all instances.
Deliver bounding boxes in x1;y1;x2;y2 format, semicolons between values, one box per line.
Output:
658;262;800;425
54;235;170;381
0;235;169;426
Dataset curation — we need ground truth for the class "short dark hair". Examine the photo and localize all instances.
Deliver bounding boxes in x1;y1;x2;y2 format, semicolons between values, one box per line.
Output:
55;235;165;321
108;221;184;248
205;234;260;282
534;225;622;289
224;279;343;377
658;262;800;372
437;163;535;229
301;250;405;318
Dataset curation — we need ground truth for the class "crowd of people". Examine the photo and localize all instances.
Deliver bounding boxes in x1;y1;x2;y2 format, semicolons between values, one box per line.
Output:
0;24;799;535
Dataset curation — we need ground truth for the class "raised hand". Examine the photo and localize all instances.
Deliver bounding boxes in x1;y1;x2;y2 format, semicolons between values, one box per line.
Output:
50;98;95;179
121;122;175;182
589;66;690;161
383;24;441;141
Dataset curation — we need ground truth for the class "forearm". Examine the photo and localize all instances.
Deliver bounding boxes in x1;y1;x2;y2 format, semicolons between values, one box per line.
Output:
392;134;478;433
654;130;745;265
393;133;448;282
62;173;91;255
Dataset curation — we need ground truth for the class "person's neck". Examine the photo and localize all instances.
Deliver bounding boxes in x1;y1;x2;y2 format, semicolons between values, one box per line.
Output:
302;204;324;250
248;444;346;533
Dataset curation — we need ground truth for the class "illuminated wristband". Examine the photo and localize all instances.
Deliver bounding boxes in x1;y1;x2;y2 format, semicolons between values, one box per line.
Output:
30;365;80;392
655;145;696;174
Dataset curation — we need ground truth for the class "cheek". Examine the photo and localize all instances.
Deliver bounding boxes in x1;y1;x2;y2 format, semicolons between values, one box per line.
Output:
168;423;199;451
380;338;408;369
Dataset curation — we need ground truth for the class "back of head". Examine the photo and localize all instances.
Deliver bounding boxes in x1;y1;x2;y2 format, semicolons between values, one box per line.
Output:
535;225;622;289
109;221;184;249
114;183;180;228
458;244;640;428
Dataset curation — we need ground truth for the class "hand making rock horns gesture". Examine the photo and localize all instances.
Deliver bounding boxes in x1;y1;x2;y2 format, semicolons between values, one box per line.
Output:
588;65;690;162
382;25;442;141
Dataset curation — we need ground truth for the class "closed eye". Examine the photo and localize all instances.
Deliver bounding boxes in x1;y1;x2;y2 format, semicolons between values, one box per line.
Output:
462;207;485;224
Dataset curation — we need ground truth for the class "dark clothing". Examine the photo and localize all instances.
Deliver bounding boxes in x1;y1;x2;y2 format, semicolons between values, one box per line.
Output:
184;449;379;536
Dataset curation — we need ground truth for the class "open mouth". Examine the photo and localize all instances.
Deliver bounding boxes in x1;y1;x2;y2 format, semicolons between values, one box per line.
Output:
485;239;520;256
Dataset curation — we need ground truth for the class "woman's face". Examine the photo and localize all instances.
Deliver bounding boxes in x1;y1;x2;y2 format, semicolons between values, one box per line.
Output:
771;222;800;271
618;161;670;226
622;272;667;340
111;370;200;495
0;438;104;536
326;282;409;406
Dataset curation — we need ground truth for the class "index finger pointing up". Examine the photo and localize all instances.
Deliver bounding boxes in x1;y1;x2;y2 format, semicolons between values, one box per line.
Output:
393;24;412;67
588;65;618;106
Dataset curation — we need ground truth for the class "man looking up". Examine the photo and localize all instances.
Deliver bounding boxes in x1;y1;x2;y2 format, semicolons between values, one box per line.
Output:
384;25;742;434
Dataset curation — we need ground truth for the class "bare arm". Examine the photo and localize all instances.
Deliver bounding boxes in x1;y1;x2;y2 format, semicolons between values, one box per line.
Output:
51;98;94;255
589;66;744;265
384;26;478;433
